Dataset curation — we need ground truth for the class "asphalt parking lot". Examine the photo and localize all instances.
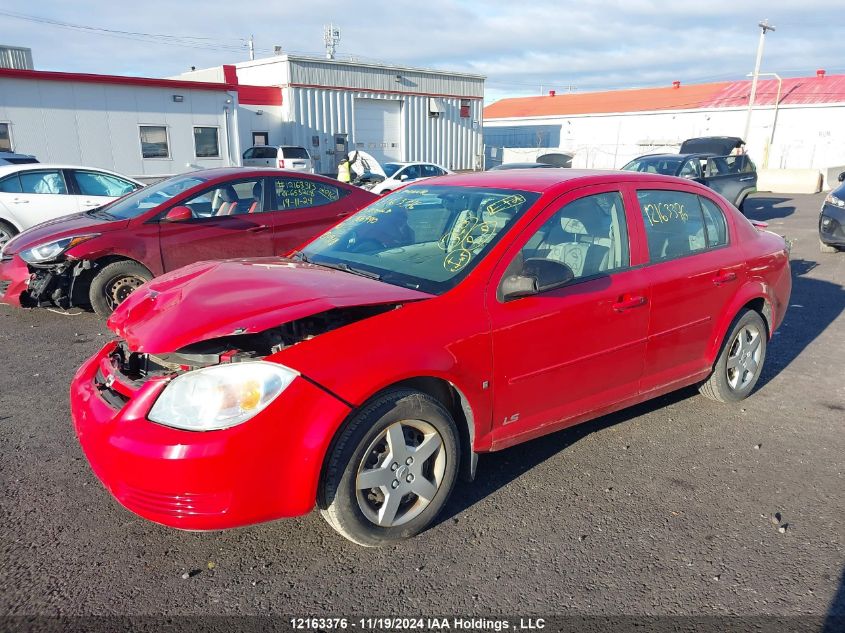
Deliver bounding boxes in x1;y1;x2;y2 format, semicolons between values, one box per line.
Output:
1;192;843;621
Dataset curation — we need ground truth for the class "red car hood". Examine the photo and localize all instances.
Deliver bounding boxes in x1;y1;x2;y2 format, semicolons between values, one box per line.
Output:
108;258;434;353
3;211;129;255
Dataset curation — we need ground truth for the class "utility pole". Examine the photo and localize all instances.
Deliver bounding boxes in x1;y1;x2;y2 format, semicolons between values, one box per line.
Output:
248;35;255;61
743;19;776;142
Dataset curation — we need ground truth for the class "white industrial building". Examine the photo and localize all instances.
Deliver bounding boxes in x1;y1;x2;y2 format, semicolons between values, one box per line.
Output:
0;67;276;181
177;55;485;174
0;52;484;182
484;72;845;189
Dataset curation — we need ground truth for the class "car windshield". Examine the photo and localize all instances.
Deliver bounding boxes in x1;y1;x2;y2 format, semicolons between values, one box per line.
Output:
622;156;685;176
383;163;402;178
300;185;540;294
100;174;208;219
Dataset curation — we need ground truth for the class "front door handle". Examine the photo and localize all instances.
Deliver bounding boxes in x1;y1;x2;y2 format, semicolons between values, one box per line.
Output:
12;198;29;204
336;211;351;218
739;176;755;182
247;225;270;233
612;294;647;312
712;271;737;285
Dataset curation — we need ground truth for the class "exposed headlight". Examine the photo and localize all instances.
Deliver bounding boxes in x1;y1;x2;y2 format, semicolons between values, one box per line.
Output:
148;361;298;431
825;193;845;208
19;234;99;264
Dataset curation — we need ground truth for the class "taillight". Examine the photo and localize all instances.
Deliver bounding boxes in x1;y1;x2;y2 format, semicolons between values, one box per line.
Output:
278;159;285;168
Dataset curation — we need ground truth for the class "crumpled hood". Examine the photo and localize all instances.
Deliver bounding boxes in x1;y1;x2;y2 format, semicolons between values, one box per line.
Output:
2;211;129;255
108;257;433;353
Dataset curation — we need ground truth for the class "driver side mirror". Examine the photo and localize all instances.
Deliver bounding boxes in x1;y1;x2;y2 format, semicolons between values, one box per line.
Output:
163;205;192;222
838;171;845;183
501;258;575;301
399;174;409;181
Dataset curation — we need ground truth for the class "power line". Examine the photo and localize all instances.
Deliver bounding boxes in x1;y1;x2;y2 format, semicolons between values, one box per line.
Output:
0;9;249;53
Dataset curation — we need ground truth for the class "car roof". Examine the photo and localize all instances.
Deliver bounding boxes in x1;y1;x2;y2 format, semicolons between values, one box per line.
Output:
427;168;700;193
170;167;340;182
0;163;144;182
629;153;713;160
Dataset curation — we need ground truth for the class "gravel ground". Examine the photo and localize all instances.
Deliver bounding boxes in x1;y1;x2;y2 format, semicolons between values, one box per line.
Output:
0;192;843;622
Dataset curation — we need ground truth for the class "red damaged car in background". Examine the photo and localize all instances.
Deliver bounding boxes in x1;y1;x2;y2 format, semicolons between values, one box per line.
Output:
0;168;376;316
70;170;791;546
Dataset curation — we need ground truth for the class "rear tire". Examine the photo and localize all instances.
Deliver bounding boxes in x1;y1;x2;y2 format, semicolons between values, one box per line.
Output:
88;260;152;318
700;309;767;403
0;220;18;250
319;389;460;547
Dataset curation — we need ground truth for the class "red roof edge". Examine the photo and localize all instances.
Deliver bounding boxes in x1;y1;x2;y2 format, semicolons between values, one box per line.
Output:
0;67;237;92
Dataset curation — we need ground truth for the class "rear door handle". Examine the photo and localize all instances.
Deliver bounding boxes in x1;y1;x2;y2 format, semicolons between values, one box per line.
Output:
612;295;647;312
739;176;755;181
12;198;29;204
337;211;351;218
247;225;270;233
712;271;737;285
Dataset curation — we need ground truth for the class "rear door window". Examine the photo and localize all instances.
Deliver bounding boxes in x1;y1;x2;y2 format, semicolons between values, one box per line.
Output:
270;177;347;210
73;171;137;197
637;190;707;260
252;147;278;159
699;196;728;247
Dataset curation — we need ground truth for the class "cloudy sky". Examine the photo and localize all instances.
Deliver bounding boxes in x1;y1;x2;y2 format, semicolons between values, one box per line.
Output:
3;1;844;103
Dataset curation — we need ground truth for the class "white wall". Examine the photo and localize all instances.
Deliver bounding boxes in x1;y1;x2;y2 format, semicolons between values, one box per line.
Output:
486;103;845;177
0;76;237;180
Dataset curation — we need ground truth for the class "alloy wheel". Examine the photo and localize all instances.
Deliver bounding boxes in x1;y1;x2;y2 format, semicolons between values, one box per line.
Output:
726;323;763;390
355;420;446;527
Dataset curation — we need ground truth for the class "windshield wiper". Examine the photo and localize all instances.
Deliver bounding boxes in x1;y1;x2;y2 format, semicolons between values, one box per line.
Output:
317;261;381;280
86;207;113;219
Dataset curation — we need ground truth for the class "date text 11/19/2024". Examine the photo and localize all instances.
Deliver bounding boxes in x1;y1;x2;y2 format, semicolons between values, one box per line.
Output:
290;617;547;630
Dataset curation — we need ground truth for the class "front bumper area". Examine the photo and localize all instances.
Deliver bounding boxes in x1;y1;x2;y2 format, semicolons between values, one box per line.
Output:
71;342;352;530
0;254;30;307
819;204;845;248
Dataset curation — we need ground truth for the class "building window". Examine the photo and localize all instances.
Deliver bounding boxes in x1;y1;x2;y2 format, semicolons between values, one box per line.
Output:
193;126;220;158
460;99;471;118
0;123;11;152
139;126;170;159
252;131;269;146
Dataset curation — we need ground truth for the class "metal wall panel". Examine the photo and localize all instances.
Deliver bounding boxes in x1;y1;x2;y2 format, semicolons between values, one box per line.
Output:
0;46;34;70
0;77;234;179
288;57;484;98
280;86;482;173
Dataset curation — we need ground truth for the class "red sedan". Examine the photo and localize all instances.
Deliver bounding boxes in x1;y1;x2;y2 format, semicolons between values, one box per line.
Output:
70;170;791;546
0;168;376;316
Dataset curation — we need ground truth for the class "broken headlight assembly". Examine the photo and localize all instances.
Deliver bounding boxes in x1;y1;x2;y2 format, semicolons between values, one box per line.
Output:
148;361;299;431
19;234;100;264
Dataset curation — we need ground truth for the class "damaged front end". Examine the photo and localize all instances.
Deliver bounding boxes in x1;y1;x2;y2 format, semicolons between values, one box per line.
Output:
22;259;92;309
95;304;402;409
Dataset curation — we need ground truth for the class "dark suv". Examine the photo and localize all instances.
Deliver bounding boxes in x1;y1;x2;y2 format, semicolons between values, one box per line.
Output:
622;137;757;212
820;171;845;253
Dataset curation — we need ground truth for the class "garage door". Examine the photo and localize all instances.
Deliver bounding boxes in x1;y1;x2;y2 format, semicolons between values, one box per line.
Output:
353;98;402;164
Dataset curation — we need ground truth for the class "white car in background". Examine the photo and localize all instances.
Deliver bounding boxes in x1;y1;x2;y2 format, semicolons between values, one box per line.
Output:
242;145;315;174
0;164;143;247
367;161;451;194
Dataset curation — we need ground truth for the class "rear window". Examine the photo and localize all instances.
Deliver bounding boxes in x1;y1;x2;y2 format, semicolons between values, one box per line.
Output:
251;147;278;159
281;147;310;159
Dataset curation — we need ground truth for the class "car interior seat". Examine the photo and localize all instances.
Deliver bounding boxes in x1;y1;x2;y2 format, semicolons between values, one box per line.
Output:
534;198;611;278
215;186;240;216
248;181;263;214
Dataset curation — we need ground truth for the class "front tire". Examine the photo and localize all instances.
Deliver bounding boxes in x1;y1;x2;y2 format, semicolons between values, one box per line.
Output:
700;309;767;403
319;389;460;546
88;260;152;317
0;220;18;250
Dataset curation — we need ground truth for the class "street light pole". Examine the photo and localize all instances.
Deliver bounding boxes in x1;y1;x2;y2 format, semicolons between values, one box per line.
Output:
743;19;776;142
